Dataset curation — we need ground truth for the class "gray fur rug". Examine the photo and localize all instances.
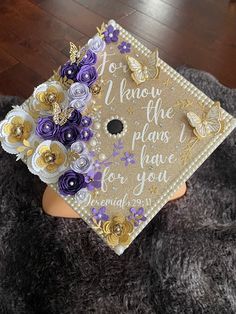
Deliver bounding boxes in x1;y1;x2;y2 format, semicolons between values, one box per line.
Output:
0;67;235;314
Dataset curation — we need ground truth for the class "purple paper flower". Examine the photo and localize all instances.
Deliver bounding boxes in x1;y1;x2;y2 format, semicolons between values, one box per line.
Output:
85;170;102;191
58;123;80;147
36;116;59;140
58;170;86;196
60;61;80;81
68;82;91;104
88;35;106;53
67;109;82;124
91;207;109;222
121;152;135;166
81;116;92;127
118;41;131;54
80;127;93;142
128;207;146;227
103;25;119;44
80;49;97;66
93;160;102;170
76;65;98;87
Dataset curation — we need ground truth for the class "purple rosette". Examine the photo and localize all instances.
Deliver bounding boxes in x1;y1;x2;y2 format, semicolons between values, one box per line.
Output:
60;61;80;81
58;123;80;146
58;170;86;196
80;49;97;66
80;127;93;142
81;116;92;127
36;116;59;140
67;109;82;124
76;65;98;87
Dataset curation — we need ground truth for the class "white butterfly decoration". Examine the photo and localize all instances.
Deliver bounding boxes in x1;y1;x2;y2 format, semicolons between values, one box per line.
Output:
126;50;160;85
187;102;222;138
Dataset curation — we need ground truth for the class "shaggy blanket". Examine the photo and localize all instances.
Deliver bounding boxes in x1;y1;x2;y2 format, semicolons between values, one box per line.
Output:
0;67;235;314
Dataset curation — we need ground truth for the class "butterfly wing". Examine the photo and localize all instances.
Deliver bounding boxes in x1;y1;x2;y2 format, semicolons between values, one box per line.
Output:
126;56;145;85
147;50;160;80
52;102;61;115
205;102;221;134
69;42;79;64
52;103;62;125
187;112;207;137
56;108;74;126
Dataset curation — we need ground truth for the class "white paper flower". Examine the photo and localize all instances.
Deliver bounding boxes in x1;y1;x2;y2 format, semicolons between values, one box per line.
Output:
33;81;68;113
70;141;84;154
0;108;36;154
75;188;89;203
68;82;91;111
88;35;106;53
27;140;68;184
70;154;92;173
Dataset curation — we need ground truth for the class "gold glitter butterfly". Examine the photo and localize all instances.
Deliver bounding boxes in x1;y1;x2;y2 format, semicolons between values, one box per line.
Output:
126;50;160;85
96;22;106;39
187;102;222;138
69;42;86;64
52;102;74;126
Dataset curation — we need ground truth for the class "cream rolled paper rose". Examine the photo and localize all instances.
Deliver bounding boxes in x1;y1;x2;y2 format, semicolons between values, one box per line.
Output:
27;140;68;184
0;107;37;154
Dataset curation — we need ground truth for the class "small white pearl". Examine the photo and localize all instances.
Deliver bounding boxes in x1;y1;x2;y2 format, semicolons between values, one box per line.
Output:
114;245;125;255
94;122;101;130
90;139;97;147
68;70;72;75
99;153;106;161
109;33;113;38
108;19;116;27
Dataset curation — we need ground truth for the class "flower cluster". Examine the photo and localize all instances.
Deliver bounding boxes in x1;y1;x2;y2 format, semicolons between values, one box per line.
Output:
60;48;98;87
36;110;93;146
0;21;131;206
90;205;146;254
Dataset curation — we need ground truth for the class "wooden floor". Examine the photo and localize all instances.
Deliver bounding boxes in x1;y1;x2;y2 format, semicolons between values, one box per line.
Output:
0;0;236;99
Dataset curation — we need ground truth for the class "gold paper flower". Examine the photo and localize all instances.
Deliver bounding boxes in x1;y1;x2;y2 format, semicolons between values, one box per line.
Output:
90;83;101;96
35;143;66;173
3;116;32;144
28;140;68;184
0;108;36;155
102;215;134;247
33;81;67;112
